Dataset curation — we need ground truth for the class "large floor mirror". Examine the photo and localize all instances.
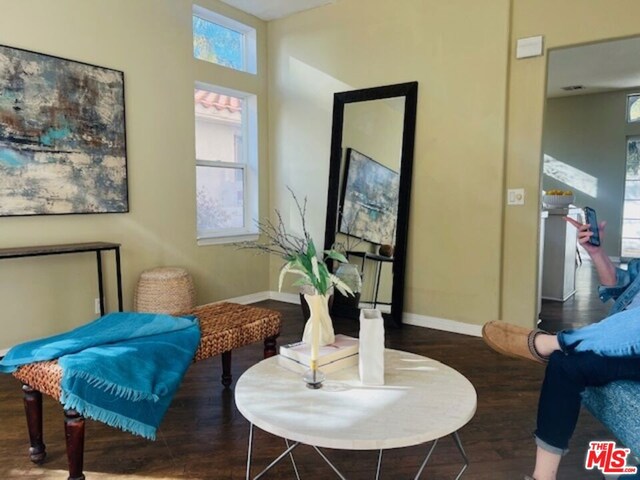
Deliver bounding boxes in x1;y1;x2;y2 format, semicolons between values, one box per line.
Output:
324;82;418;327
539;36;640;329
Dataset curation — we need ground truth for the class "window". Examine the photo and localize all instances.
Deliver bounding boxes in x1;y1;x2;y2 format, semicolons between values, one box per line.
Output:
628;94;640;123
195;84;258;243
193;5;257;74
622;137;640;258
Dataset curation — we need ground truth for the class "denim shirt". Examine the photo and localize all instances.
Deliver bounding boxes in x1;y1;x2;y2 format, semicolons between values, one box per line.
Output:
598;259;640;315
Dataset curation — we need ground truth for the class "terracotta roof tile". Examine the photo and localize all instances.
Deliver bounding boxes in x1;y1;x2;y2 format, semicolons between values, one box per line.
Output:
195;89;242;113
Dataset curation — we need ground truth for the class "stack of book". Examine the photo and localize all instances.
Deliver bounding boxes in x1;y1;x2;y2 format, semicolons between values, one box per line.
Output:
278;334;359;374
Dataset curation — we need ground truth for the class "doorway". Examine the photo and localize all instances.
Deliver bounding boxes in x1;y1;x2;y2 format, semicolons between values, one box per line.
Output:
539;37;640;330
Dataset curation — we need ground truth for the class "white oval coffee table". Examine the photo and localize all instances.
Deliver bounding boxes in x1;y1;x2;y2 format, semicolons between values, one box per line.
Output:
235;349;477;479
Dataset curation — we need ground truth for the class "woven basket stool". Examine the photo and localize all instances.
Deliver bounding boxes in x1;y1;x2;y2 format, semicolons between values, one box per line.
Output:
133;267;196;314
12;302;281;480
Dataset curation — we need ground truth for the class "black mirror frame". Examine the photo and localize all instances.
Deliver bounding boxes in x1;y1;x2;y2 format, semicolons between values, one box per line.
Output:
323;81;418;327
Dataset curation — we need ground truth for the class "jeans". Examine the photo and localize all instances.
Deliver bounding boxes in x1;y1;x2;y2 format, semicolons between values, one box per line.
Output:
535;351;640;454
535;307;640;454
557;306;640;357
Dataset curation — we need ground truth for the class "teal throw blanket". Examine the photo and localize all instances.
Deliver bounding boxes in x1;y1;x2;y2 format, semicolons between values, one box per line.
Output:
0;312;201;440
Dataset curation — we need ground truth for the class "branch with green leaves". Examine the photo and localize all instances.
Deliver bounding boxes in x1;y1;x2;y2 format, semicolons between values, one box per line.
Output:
234;188;355;297
278;238;354;297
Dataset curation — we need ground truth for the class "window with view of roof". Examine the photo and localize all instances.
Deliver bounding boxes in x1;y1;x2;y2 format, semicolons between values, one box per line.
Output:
193;5;257;74
192;6;259;243
195;84;258;242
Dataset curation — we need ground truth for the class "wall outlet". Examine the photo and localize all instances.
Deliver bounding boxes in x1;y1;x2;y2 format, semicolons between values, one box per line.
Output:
94;298;101;314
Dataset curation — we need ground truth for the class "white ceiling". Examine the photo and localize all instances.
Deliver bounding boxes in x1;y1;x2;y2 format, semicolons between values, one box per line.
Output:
220;0;334;21
548;36;640;97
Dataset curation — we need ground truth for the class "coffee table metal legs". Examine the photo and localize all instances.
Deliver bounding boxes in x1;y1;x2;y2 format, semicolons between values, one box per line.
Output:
414;432;469;480
246;424;301;480
414;438;439;479
311;446;347;480
245;423;469;479
285;439;301;480
452;431;470;480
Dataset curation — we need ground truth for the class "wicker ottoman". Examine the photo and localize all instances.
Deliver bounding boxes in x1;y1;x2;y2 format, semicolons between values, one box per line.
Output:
12;302;281;480
133;267;196;314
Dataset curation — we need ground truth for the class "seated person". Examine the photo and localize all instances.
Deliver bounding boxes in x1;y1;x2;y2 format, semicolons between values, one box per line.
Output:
483;217;640;480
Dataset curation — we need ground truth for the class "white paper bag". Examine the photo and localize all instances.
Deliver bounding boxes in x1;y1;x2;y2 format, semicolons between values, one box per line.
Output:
359;309;385;385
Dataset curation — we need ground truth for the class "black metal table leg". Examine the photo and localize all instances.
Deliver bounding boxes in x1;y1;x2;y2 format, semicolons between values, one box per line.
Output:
115;246;123;311
96;251;105;316
373;260;383;308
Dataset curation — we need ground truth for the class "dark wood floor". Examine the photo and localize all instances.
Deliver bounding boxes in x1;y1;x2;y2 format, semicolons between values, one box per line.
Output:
0;295;613;479
539;259;612;332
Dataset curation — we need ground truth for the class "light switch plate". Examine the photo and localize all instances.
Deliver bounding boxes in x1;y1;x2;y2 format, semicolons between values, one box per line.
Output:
507;188;525;205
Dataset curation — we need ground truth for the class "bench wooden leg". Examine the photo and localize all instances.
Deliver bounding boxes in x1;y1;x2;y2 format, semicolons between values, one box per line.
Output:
64;409;85;480
22;384;46;464
221;350;232;388
264;335;277;358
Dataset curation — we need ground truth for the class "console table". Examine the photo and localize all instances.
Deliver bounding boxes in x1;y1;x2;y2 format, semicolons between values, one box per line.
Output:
346;251;393;308
0;242;123;315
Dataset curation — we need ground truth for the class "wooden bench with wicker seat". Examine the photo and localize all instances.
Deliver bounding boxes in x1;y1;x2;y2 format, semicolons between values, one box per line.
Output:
12;302;281;480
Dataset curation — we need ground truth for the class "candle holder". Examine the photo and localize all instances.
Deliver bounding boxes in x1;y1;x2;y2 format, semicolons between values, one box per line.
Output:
303;363;325;389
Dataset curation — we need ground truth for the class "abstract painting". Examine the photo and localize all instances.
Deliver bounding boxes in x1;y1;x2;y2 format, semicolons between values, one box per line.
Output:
0;45;127;216
339;148;399;245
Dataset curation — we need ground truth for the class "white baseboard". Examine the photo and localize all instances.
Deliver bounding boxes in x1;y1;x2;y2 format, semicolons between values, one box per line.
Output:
0;348;8;357
402;312;483;337
268;291;301;304
225;291;271;304
266;292;480;338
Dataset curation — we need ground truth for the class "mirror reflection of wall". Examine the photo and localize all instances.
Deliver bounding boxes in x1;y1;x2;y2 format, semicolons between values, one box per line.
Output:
542;36;640;260
337;97;405;311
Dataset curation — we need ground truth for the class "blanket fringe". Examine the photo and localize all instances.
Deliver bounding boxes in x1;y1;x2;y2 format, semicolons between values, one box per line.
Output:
66;370;160;402
60;391;157;440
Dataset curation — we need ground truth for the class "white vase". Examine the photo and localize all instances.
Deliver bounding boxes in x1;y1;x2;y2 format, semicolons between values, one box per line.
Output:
302;292;335;346
359;309;385;385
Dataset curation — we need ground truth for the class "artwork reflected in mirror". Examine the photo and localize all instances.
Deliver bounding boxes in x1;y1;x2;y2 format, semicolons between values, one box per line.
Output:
339;148;399;246
324;82;418;327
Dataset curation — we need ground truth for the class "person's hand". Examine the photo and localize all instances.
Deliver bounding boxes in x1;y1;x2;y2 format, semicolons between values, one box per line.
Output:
564;216;606;255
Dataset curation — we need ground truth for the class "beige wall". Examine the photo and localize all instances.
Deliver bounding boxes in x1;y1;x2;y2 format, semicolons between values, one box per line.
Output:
0;0;269;350
543;89;640;258
268;0;511;324
503;0;640;328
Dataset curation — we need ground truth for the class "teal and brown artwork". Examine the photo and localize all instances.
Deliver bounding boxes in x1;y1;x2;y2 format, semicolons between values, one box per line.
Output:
0;44;127;216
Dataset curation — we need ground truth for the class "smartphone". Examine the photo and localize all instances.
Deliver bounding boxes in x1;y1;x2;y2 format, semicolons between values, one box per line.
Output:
584;206;601;246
